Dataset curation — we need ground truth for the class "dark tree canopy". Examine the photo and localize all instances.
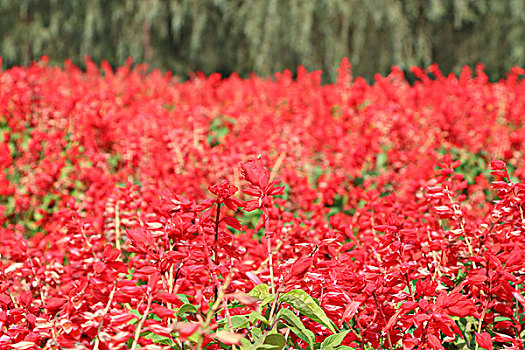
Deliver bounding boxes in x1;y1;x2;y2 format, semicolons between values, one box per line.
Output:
0;0;523;81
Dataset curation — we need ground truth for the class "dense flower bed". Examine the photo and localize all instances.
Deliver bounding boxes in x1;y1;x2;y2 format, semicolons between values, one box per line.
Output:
0;57;524;349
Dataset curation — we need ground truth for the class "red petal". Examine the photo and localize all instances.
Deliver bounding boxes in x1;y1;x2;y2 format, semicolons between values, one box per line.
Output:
244;201;260;211
152;304;175;318
268;185;285;196
289;256;313;278
44;297;66;309
156;291;181;304
176;322;201;341
241;188;260;196
136;266;158;275
491;170;508;178
490;160;506;170
223;216;243;230
427;334;444;350
475;332;493;350
106;261;128;273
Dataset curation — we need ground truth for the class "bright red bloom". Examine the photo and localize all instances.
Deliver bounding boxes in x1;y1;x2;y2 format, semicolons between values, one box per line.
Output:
241;159;285;211
0;59;524;349
209;180;244;210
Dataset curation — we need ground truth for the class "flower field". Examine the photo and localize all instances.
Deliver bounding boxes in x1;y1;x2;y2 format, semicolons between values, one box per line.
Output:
0;57;525;349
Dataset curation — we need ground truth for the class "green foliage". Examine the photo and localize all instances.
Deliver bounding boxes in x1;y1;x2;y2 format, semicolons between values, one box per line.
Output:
248;283;270;299
144;333;176;347
207;115;232;148
437;147;490;184
233;285;347;350
275;308;315;349
320;330;351;350
280;289;337;334
177;303;199;319
247;333;286;350
218;315;250;330
0;0;523;81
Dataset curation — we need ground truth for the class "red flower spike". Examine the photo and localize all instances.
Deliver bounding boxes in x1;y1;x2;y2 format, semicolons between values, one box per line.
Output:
209;180;245;210
151;304;175;319
241;159;270;189
491;170;508;178
240;159;286;211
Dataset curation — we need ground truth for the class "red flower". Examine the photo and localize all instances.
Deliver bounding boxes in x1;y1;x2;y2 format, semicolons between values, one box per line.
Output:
209;180;244;210
240;159;284;211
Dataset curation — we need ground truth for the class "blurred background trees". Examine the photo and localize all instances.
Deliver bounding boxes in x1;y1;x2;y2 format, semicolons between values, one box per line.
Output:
0;0;523;81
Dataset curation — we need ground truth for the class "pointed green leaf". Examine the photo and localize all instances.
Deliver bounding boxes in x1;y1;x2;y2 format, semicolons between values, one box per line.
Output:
250;327;263;340
176;293;191;304
177;303;198;316
144;333;176;346
280;289;337;333
321;330;350;349
260;295;275;307
248;311;269;324
249;284;270;299
257;333;286;350
243;329;283;350
276;308;315;349
240;337;253;350
218;315;249;330
248;284;274;307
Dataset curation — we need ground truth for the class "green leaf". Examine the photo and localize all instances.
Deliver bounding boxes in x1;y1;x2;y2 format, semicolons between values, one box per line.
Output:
218;315;249;330
280;289;337;334
176;293;191;304
177;303;198;316
260;295;275;307
144;333;175;346
249;284;270;299
242;330;285;350
376;152;387;170
248;311;269;324
231;315;250;329
240;337;253;350
257;333;286;350
494;316;512;322
248;284;274;307
321;330;350;350
276;308;315;349
250;326;263;340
